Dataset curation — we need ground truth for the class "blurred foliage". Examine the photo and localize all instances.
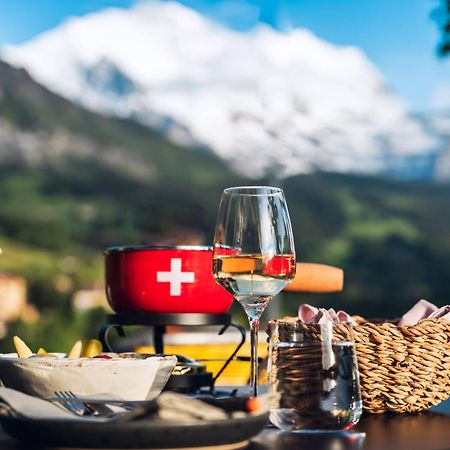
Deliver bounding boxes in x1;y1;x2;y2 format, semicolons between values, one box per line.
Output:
282;174;450;319
433;0;450;55
0;308;106;354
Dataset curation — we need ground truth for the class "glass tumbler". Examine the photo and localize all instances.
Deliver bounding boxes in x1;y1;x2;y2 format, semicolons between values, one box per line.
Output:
267;320;362;432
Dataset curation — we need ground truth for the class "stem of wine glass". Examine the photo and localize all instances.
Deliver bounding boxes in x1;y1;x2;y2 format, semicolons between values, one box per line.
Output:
241;297;270;398
249;316;259;398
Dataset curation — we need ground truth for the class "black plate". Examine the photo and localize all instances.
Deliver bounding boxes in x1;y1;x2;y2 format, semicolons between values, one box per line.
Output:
0;412;269;449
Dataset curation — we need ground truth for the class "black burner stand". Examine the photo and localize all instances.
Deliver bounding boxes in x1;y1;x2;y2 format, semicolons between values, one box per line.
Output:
99;312;246;386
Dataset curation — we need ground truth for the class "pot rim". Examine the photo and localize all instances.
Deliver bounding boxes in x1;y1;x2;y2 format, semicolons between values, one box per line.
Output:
104;245;212;255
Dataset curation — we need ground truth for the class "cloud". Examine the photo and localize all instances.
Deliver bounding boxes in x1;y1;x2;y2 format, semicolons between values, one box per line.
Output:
431;81;450;110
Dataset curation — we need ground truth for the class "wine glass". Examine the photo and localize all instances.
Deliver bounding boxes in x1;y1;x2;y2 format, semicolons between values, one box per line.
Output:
212;186;296;397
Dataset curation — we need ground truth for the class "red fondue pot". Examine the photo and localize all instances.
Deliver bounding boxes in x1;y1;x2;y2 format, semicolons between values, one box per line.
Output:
104;245;234;314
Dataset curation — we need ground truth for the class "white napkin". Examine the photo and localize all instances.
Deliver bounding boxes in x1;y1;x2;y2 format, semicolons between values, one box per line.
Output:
0;389;236;424
0;387;78;420
398;299;450;326
429;305;450;319
298;304;356;325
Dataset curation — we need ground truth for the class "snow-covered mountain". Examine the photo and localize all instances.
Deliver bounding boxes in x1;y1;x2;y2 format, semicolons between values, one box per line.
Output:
2;1;439;178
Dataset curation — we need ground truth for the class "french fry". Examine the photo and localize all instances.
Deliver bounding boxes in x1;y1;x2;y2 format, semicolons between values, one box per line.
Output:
13;336;33;358
67;340;83;359
82;339;102;358
37;347;47;355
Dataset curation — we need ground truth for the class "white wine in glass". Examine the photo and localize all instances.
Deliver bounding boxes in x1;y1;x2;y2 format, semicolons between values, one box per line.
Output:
212;186;296;397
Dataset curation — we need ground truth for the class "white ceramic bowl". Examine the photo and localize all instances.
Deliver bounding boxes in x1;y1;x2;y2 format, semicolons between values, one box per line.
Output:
0;353;177;400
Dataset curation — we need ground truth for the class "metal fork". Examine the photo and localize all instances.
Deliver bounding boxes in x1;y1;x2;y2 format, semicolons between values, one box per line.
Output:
54;391;97;416
52;391;138;415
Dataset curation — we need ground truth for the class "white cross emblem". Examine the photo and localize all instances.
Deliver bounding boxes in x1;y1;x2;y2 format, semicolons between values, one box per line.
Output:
156;258;195;296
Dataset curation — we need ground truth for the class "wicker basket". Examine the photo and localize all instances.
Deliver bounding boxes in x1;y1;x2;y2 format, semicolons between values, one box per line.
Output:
268;317;450;414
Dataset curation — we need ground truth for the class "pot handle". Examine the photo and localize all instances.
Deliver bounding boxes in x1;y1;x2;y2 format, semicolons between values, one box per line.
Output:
283;262;344;293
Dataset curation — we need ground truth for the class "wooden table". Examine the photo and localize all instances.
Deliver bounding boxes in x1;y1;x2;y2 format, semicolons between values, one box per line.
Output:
251;400;450;450
0;399;448;450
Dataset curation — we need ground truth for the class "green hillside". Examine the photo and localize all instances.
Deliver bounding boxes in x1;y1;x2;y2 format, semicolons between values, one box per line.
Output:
0;59;449;350
282;173;450;318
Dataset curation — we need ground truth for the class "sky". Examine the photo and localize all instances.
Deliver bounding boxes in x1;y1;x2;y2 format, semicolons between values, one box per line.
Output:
0;0;448;112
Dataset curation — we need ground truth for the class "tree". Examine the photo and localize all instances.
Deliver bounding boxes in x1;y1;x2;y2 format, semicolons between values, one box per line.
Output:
434;0;450;56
